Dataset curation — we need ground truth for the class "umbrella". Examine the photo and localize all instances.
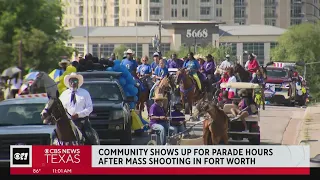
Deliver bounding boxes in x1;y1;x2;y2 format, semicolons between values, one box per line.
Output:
24;72;39;81
1;67;21;77
49;69;62;82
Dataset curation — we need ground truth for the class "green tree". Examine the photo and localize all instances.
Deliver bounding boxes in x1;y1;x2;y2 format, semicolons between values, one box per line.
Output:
0;0;74;72
113;45;127;60
270;22;320;100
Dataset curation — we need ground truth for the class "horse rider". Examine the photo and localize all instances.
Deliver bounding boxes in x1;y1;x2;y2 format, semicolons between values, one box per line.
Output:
151;52;160;72
202;54;216;80
121;49;138;77
168;53;184;68
250;69;264;84
149;59;169;100
59;72;99;145
137;55;153;90
149;94;173;145
183;52;202;93
219;54;233;71
247;53;260;79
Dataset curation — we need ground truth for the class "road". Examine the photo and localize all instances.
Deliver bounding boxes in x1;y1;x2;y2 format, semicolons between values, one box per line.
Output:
104;105;305;145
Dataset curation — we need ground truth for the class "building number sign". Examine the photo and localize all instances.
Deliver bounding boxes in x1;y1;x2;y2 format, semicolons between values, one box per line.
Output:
186;29;208;38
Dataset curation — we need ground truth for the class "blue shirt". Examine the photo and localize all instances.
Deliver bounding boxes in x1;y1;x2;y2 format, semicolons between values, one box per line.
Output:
183;59;200;73
154;66;168;78
137;64;152;75
150;61;158;71
121;59;138;73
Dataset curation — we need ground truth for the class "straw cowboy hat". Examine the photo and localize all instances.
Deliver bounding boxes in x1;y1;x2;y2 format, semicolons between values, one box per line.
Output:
125;49;135;54
152;93;167;100
64;72;84;89
59;59;70;67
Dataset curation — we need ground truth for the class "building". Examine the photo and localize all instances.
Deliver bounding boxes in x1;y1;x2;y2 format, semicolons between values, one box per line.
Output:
62;0;320;29
67;23;286;64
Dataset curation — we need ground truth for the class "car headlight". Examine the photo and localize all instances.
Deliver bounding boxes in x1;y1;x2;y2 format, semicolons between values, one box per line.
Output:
112;110;124;120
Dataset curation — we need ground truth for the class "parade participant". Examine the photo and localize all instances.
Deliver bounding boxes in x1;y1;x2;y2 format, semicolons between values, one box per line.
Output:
59;59;70;73
247;53;259;75
168;53;183;68
59;72;97;144
121;49;138;76
218;90;232;109
9;73;22;98
227;68;237;99
149;59;168;100
251;69;264;84
149;94;170;145
151;52;160;72
183;52;202;91
216;72;229;101
170;102;186;134
77;54;83;61
109;53;116;61
230;89;258;133
137;56;152;77
220;54;233;70
202;54;216;78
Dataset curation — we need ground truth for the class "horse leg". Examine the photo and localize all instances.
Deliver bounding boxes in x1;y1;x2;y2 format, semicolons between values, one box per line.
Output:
222;132;229;145
209;125;215;145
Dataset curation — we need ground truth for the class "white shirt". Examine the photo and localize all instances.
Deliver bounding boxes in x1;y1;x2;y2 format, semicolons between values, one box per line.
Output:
220;60;233;70
8;78;22;90
59;88;93;118
228;76;237;93
244;60;250;70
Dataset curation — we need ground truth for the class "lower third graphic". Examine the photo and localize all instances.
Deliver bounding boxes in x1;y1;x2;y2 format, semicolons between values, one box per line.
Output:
10;145;32;167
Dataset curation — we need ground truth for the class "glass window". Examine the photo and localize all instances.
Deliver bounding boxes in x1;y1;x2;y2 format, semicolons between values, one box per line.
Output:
265;19;276;26
234;7;246;18
243;43;265;65
266;69;289;78
100;44;115;58
75;44;84;55
270;42;278;49
150;7;161;15
0;104;46;126
234;18;246;25
200;7;211;15
220;43;237;56
92;44;99;57
82;83;123;101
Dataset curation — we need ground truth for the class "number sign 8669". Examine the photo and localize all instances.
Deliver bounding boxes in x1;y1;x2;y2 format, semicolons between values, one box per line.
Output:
186;29;208;38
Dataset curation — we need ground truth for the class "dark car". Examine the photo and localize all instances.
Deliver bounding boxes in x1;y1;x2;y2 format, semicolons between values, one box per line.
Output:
79;71;133;145
0;97;54;166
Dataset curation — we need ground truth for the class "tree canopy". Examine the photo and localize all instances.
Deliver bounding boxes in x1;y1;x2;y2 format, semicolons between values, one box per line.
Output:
0;0;74;72
271;22;320;100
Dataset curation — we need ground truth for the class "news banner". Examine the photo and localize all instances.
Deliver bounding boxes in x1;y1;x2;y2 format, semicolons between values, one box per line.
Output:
10;145;310;175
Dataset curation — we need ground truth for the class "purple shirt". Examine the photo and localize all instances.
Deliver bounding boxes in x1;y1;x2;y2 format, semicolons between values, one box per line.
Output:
168;59;184;68
171;111;184;121
202;61;215;75
149;103;166;126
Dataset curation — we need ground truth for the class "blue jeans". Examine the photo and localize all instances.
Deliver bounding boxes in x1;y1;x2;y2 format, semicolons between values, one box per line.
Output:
151;121;174;145
172;125;186;134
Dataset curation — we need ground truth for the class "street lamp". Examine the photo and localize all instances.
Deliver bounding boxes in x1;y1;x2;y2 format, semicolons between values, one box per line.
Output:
85;0;89;54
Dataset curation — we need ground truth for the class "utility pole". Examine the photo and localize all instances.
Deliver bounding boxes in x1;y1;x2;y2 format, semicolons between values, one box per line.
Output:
194;37;197;53
157;19;162;52
19;40;22;68
86;0;89;54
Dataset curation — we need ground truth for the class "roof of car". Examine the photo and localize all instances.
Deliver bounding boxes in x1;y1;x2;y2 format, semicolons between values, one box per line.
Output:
0;97;48;105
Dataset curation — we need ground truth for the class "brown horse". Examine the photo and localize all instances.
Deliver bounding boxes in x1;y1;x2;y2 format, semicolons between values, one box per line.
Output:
234;63;251;82
136;76;153;114
195;101;229;145
175;68;201;115
153;76;171;113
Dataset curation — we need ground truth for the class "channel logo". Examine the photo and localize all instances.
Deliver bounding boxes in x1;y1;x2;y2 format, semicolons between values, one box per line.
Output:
10;145;32;167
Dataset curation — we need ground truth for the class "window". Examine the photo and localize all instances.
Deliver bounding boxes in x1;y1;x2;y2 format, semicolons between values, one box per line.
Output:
136;9;142;17
182;8;188;17
265;19;276;26
234;0;245;6
291;0;302;17
290;19;302;25
171;8;177;17
125;44;142;57
216;0;222;4
92;44;99;57
266;69;289;78
264;6;276;17
148;43;170;59
114;19;119;26
182;0;188;5
201;0;210;2
67;43;73;47
234;18;246;25
265;0;276;6
216;8;222;17
171;0;177;5
100;44;115;58
270;42;278;49
79;18;84;26
200;7;211;15
234;7;246;18
75;44;84;55
150;7;160;15
79;6;83;15
219;43;237;56
150;0;160;2
243;43;265;65
82;83;123;101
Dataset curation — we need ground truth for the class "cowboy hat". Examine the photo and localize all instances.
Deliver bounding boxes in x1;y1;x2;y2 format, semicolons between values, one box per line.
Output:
59;59;70;67
125;49;135;54
152;93;167;100
64;72;84;89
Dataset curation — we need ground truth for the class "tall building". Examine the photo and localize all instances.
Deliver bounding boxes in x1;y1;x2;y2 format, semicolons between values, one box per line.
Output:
62;0;320;29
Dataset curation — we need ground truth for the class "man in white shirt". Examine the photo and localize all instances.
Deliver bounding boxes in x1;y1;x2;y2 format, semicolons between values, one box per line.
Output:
219;54;233;70
227;68;237;99
59;72;99;145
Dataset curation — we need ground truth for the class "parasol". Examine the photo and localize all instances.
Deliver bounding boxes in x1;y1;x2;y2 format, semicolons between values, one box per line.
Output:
1;67;21;77
49;69;62;82
24;71;39;81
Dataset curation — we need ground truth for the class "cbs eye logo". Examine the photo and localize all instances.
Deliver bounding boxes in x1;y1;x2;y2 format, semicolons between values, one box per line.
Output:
10;145;32;167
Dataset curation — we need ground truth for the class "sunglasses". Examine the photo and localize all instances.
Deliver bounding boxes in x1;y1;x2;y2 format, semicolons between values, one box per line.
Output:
69;78;79;84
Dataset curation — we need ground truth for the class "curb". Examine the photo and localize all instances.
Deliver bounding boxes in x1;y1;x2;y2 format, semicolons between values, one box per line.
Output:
296;107;310;145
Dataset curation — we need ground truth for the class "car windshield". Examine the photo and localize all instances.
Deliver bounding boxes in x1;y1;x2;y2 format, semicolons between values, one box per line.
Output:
267;69;288;78
0;103;45;126
82;83;123;101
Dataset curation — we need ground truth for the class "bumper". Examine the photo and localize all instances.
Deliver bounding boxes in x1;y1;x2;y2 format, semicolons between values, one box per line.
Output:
90;119;128;140
265;91;292;104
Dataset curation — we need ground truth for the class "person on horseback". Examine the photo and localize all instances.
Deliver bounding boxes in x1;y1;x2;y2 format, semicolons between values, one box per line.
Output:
247;53;259;78
59;72;98;145
121;49;138;77
251;69;264;84
183;52;202;92
168;53;184;68
149;59;169;100
137;56;153;90
151;52;160;72
220;54;233;70
227;68;237;99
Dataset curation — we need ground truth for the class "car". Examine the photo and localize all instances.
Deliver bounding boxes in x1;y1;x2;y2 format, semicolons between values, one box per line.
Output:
79;71;134;145
0;95;54;166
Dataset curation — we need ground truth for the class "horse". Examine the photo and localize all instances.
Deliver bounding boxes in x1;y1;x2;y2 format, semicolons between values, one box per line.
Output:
175;68;202;115
153;76;171;113
30;71;85;145
234;63;251;82
136;76;154;114
195;100;229;145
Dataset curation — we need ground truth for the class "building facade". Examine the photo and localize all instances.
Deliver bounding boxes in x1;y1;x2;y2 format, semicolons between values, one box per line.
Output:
67;23;286;65
62;0;320;29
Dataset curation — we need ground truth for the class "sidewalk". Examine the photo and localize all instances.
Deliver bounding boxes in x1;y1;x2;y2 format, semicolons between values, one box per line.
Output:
297;104;320;158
